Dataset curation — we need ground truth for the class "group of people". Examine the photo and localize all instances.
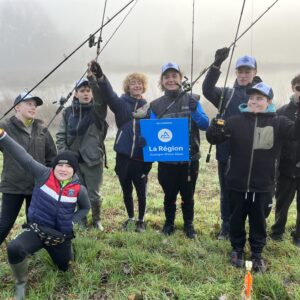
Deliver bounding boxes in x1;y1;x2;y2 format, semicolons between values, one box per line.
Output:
0;50;300;299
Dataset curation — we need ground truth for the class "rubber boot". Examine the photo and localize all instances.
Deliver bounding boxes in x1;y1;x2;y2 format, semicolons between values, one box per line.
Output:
10;258;28;300
91;201;104;231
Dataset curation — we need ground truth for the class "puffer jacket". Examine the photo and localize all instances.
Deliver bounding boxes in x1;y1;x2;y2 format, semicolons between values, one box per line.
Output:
56;76;108;167
0;116;57;194
96;75;147;160
206;108;300;193
277;97;300;178
202;67;253;162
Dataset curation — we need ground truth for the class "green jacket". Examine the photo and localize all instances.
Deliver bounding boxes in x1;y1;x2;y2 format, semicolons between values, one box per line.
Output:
0;116;57;194
56;75;108;167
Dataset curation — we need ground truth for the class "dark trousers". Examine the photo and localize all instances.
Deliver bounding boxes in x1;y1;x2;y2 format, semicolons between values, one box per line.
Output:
7;228;71;271
272;175;300;238
218;161;230;232
158;161;199;225
229;190;272;254
0;193;32;245
115;154;151;221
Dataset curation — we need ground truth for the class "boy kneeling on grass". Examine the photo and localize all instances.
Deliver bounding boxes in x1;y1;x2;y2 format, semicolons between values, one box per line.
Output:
206;82;300;273
0;129;90;300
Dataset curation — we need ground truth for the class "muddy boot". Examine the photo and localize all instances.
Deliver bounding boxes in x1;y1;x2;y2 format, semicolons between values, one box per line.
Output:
91;201;104;231
10;258;28;300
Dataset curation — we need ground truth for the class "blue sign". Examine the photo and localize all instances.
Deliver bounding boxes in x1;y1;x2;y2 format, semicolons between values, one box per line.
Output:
140;118;190;162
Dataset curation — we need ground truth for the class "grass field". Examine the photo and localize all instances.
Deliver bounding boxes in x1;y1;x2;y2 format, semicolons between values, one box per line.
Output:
0;139;300;300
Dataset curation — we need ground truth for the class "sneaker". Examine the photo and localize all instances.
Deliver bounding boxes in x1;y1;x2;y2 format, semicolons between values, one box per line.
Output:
184;224;197;239
230;250;244;268
291;231;300;248
93;221;104;231
217;229;229;240
135;220;146;233
122;219;135;231
251;253;267;273
161;223;175;236
270;232;283;241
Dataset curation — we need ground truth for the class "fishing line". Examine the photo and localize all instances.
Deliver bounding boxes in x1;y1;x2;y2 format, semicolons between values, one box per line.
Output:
0;0;135;121
96;0;108;61
190;0;195;94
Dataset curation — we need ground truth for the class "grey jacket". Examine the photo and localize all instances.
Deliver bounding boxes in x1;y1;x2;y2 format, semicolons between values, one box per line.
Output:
56;75;107;167
0;116;57;194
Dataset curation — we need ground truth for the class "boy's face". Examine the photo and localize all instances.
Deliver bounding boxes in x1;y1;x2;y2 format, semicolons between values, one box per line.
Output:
161;70;182;91
292;83;300;101
15;99;38;120
75;86;92;104
235;67;257;86
54;163;74;181
248;92;271;113
128;79;144;99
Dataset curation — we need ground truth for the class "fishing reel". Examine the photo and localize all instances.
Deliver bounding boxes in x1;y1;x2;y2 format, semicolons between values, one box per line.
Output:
182;76;192;92
52;96;68;107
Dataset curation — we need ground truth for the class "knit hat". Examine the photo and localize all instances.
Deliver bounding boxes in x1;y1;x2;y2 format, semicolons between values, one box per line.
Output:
52;151;79;173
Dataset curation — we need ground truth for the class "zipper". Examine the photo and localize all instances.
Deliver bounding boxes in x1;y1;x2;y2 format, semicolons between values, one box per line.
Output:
115;130;123;145
130;102;139;158
246;116;258;192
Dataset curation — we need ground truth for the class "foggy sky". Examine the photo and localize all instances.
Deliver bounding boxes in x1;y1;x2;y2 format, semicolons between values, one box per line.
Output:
0;0;299;104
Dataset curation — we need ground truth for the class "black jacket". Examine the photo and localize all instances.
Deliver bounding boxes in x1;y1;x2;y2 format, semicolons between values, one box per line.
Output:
277;98;300;178
206;111;300;192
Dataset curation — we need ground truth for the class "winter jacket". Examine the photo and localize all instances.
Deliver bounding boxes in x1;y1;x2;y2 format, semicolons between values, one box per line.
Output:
0;133;90;234
150;89;209;161
202;67;252;162
0;116;57;194
206;108;300;193
96;75;147;160
277;97;300;178
56;76;108;167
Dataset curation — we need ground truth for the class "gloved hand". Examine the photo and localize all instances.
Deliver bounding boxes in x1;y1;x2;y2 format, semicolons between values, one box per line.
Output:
206;118;227;144
214;47;230;67
138;136;147;148
189;97;198;112
252;76;263;86
89;60;103;79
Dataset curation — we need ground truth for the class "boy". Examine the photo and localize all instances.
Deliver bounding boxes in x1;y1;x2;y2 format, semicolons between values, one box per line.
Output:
271;74;300;247
202;48;260;240
0;92;56;245
206;82;300;272
56;65;107;230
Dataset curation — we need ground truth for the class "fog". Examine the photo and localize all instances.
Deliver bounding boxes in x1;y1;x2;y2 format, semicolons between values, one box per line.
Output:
0;0;299;113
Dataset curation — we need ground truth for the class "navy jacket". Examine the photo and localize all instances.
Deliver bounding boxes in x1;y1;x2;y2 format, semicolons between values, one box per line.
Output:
97;76;147;160
202;67;252;162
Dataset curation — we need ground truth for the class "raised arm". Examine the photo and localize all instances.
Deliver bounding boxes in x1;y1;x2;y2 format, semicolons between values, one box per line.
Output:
0;130;49;179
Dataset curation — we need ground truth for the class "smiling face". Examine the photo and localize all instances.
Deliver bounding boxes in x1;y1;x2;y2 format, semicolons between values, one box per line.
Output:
247;92;271;113
75;86;93;104
161;69;182;91
128;79;144;99
15;99;38;121
54;163;74;181
235;67;257;86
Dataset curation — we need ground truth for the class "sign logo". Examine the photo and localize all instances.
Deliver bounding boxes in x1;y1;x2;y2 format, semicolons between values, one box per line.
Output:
158;129;173;142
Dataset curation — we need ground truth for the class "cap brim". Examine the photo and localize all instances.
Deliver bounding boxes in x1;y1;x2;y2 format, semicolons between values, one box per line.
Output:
246;87;269;98
236;64;256;69
30;96;43;106
162;67;180;75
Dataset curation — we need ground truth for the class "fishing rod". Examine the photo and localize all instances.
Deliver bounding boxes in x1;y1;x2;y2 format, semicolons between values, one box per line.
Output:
189;0;280;89
206;0;247;163
44;0;139;131
0;0;135;121
96;0;108;61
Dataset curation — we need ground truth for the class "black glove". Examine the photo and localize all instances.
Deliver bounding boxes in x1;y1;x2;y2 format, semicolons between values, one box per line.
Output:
213;47;230;67
90;61;103;79
138;136;147;148
206;118;226;144
252;76;263;86
189;97;198;112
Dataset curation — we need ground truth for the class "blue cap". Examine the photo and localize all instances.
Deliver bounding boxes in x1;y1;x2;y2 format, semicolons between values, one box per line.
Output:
236;55;257;69
247;82;274;99
14;92;43;106
161;62;180;74
75;78;89;90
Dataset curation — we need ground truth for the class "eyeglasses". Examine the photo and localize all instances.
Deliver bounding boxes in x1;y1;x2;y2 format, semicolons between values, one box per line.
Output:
295;85;300;92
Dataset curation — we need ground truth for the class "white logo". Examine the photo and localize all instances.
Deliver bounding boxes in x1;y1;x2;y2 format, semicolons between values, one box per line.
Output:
158;129;173;143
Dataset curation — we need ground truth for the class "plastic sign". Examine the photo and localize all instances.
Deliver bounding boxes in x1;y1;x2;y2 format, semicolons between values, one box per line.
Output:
140;118;190;162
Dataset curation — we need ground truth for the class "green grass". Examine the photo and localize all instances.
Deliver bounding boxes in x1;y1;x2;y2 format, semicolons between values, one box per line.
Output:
1;139;300;299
